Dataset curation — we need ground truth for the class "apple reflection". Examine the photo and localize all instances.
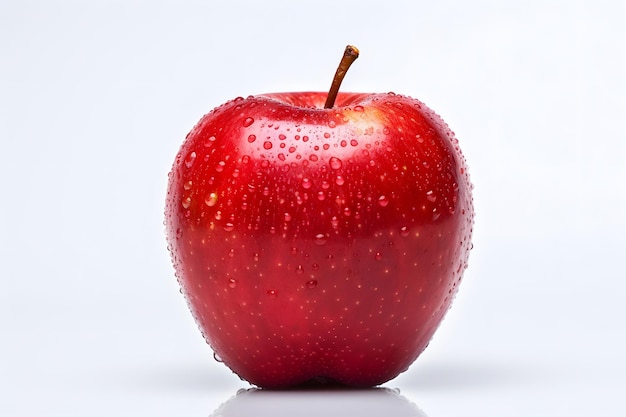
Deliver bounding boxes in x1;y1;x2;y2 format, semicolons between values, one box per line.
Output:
209;387;427;417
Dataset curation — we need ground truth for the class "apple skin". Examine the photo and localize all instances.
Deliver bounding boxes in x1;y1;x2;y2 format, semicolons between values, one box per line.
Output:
165;91;473;388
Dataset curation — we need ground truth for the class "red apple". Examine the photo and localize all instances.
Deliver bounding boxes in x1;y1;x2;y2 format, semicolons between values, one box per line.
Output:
165;46;473;388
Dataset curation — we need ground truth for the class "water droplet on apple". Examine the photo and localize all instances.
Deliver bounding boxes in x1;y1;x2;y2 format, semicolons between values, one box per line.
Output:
302;178;312;189
223;223;235;231
340;139;347;147
243;117;254;127
181;196;192;209
213;352;224;362
378;195;389;207
350;139;358;146
329;157;343;170
353;105;364;112
306;280;318;289
317;191;325;201
253;253;260;261
184;152;196;168
205;193;218;207
323;132;331;139
204;136;217;147
295;265;304;274
267;289;278;298
216;161;225;172
263;141;273;150
335;175;345;186
314;233;327;245
309;154;319;162
328;120;337;128
228;249;235;258
183;180;193;190
375;252;383;261
247;134;256;143
284;212;292;222
175;228;183;239
400;226;410;237
228;278;237;288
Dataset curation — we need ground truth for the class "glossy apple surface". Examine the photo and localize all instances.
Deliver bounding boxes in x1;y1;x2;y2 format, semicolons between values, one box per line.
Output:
165;91;473;388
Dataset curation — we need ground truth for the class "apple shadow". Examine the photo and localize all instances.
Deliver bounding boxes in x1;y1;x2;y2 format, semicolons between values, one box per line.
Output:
209;387;427;417
126;356;536;398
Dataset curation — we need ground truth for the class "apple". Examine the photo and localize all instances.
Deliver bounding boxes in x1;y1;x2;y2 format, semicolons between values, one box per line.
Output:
165;46;473;388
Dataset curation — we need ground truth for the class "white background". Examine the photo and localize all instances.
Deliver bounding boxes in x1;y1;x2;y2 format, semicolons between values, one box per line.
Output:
1;0;625;416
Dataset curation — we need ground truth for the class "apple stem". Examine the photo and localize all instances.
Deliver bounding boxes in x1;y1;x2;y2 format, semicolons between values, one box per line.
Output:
324;45;360;109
